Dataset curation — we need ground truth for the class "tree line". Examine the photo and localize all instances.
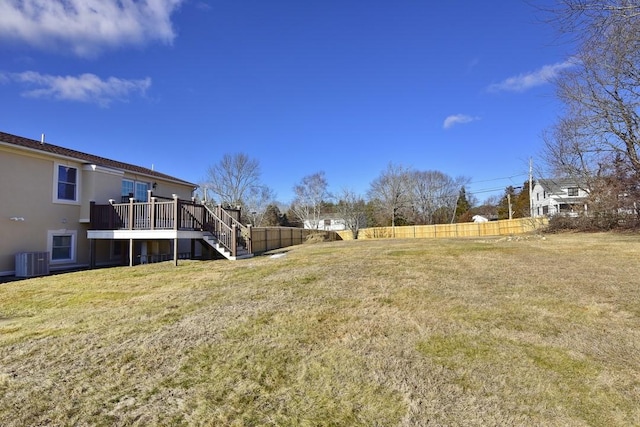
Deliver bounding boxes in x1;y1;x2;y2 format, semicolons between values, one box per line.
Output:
200;1;640;232
199;154;525;238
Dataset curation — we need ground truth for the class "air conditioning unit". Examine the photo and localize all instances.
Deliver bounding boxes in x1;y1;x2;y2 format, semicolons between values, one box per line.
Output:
15;252;50;278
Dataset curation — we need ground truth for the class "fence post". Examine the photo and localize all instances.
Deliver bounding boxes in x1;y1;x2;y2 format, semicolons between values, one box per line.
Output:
247;225;253;254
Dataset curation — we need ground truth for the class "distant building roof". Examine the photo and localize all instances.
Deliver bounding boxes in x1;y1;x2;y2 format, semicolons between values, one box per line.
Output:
0;131;196;187
536;178;588;194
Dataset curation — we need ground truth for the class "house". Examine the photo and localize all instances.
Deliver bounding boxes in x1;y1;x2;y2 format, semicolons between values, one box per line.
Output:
303;215;347;231
531;178;589;217
1;131;250;277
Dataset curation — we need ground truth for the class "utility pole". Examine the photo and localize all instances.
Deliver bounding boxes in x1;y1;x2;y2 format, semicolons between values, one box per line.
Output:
529;158;534;217
508;186;522;220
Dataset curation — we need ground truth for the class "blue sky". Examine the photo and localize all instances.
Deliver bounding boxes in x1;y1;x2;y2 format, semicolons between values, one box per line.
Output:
0;0;570;204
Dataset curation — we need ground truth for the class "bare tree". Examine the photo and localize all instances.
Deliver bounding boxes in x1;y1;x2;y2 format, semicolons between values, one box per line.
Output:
409;170;467;224
539;0;640;44
541;0;640;215
205;153;262;207
367;163;412;231
336;188;367;239
243;185;277;226
291;172;331;229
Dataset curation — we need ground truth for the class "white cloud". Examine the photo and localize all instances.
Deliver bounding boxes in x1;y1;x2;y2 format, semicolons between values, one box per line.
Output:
0;0;184;56
443;114;480;130
487;60;575;93
2;71;151;107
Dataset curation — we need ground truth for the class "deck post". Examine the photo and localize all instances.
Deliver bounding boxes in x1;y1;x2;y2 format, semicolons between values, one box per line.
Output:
147;190;154;230
89;201;95;228
108;199;115;229
128;197;135;230
129;238;134;267
89;238;96;269
173;238;178;266
231;224;237;258
150;197;156;230
247;225;253;254
172;194;179;230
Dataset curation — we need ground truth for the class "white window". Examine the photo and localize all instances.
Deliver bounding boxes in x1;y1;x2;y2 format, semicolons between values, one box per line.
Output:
135;182;149;202
54;164;79;203
121;179;149;202
121;179;135;202
47;230;77;264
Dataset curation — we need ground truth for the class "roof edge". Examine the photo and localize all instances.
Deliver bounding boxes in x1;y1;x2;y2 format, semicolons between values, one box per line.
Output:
0;131;197;188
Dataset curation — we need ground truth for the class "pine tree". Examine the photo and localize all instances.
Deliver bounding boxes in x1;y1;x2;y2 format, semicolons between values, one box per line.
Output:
454;186;471;222
263;204;282;226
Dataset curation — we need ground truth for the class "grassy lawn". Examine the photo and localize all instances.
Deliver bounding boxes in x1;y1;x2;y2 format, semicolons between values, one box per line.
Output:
1;232;639;426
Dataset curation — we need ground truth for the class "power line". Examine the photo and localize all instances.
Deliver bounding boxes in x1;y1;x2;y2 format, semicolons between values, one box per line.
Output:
466;173;529;196
468;173;527;185
470;186;511;195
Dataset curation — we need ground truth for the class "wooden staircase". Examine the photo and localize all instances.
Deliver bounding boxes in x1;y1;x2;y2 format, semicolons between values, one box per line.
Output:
200;204;254;260
200;231;253;260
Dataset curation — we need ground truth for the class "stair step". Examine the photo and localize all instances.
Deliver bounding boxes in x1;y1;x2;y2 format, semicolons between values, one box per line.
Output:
199;232;251;260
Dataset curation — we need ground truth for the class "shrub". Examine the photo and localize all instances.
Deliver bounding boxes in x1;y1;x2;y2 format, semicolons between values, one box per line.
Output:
546;212;638;232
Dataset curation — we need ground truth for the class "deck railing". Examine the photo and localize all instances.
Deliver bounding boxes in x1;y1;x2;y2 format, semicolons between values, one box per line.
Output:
90;196;247;257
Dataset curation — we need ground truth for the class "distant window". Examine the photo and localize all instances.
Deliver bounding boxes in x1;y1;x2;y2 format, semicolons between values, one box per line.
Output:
536;193;539;201
324;219;332;227
543;206;549;215
559;203;573;212
568;187;579;197
55;164;78;202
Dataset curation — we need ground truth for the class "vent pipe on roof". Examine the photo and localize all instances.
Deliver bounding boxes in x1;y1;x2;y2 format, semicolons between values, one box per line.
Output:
40;133;45;144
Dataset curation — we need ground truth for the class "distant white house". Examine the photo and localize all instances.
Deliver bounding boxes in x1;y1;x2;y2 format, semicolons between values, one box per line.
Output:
472;215;489;223
531;179;589;217
303;215;347;231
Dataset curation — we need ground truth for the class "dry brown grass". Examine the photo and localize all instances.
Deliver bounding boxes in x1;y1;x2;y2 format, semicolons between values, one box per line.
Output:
1;233;639;426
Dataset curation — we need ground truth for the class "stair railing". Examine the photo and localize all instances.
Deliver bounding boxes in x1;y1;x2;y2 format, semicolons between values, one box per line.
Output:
202;204;242;257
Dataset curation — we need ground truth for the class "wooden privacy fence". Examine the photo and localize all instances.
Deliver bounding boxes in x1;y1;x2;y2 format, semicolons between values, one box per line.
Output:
247;227;340;254
337;217;548;240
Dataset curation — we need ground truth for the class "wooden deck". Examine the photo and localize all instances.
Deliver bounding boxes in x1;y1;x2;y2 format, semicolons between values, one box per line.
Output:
89;196;251;263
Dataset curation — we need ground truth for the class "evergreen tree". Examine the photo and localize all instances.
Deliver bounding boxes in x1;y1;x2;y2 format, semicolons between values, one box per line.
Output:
263;204;283;226
454;186;471;222
497;183;530;219
513;181;531;218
